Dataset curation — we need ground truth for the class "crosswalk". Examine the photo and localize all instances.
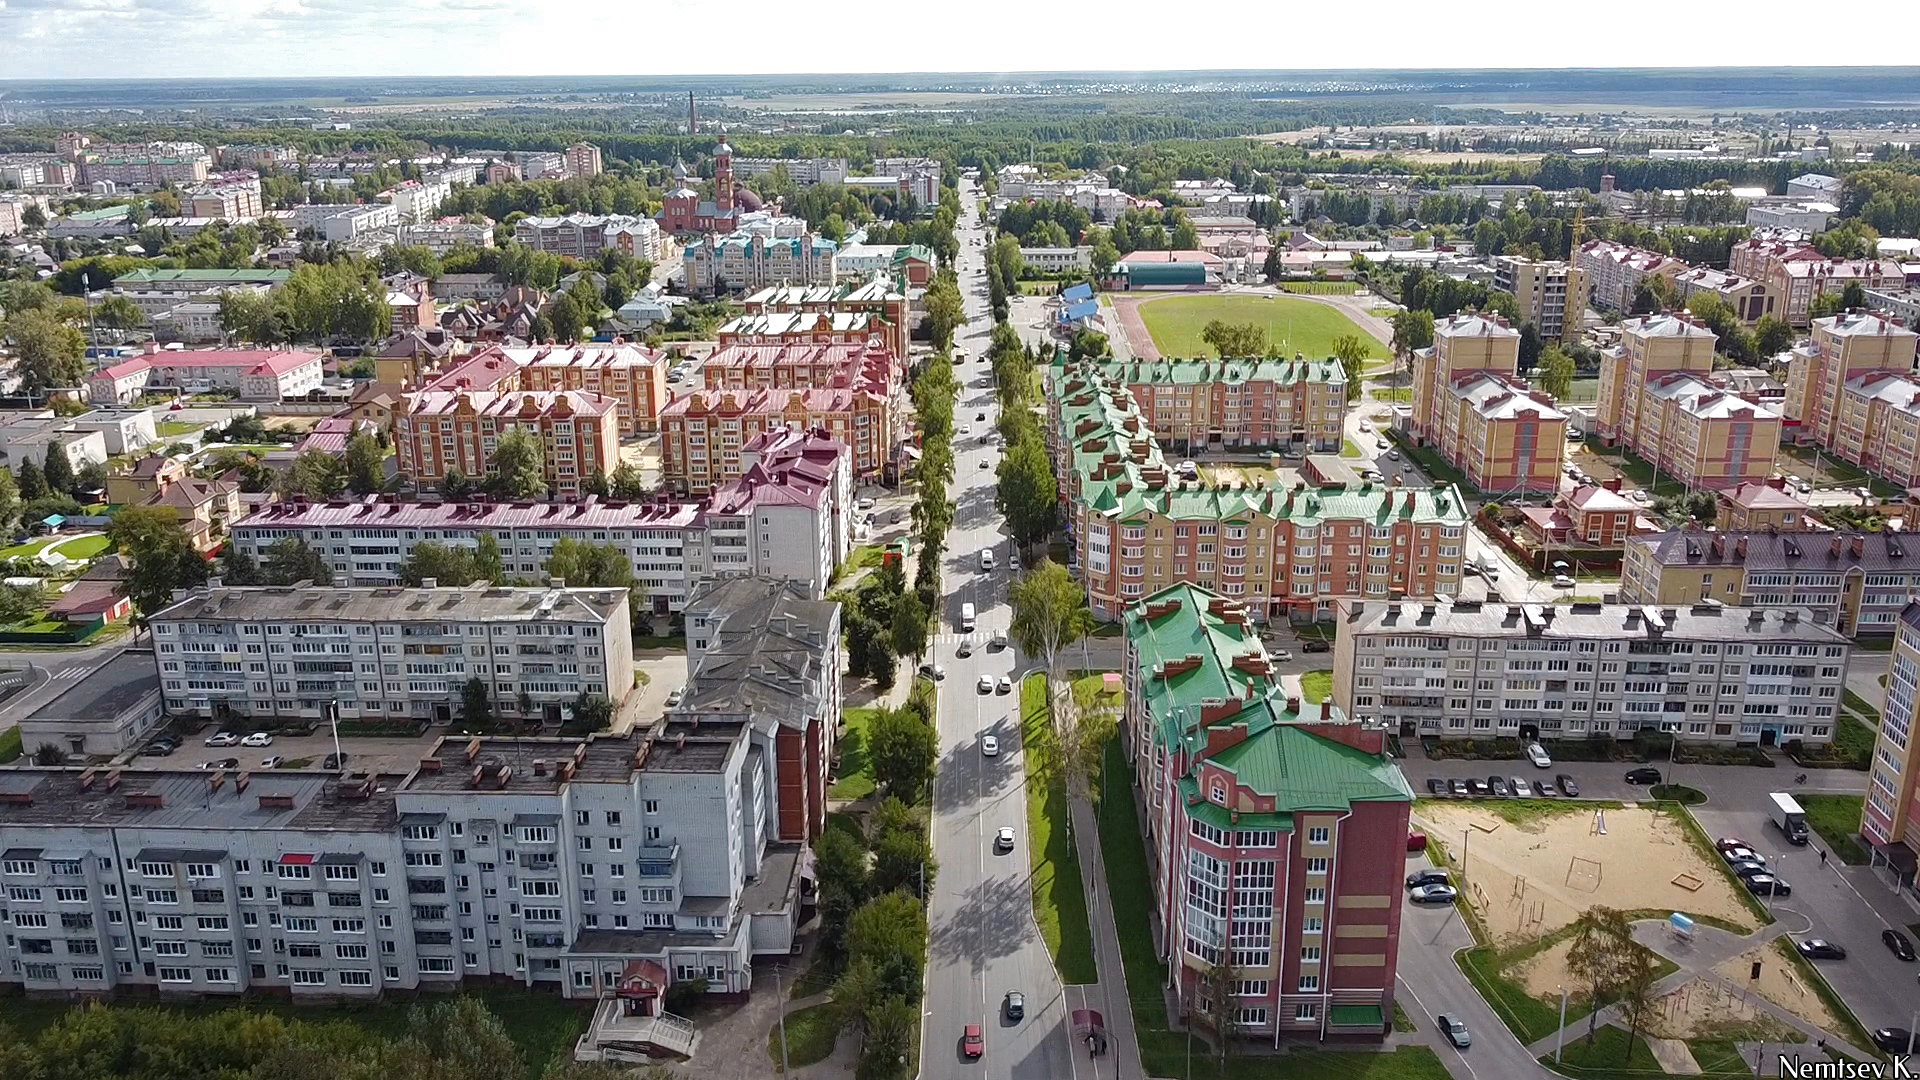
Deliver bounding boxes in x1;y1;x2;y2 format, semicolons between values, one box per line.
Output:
45;664;93;682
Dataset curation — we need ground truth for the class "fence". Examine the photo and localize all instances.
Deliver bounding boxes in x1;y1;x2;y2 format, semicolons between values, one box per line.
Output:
0;617;106;645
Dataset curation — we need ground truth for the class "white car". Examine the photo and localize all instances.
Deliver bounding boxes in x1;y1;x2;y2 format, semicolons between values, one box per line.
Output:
997;675;1013;694
1526;742;1552;768
1270;649;1294;662
240;732;274;748
204;731;239;747
1552;574;1576;588
978;675;995;694
665;687;685;707
1358;420;1372;432
994;827;1016;853
982;735;1000;757
261;756;286;769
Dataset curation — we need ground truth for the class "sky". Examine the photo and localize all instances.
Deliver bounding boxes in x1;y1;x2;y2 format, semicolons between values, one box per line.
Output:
3;0;1920;80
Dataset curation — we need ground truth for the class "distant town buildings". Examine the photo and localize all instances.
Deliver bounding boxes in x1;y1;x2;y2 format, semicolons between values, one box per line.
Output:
682;231;837;297
565;142;604;179
731;156;849;188
513;214;661;262
398;220;495;253
742;281;909;360
1575;239;1691;312
1729;237;1904;327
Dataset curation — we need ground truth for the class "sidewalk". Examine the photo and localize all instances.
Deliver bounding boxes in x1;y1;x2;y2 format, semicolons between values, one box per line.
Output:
1068;789;1144;1080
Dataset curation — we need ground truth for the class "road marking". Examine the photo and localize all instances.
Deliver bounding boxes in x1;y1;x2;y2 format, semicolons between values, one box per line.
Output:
1396;976;1480;1080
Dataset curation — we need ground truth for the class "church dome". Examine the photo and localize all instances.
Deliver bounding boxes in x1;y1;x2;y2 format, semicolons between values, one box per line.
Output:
734;187;765;212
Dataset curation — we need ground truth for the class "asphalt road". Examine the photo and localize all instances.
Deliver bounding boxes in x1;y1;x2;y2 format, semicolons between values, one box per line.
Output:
0;636;137;733
920;182;1077;1080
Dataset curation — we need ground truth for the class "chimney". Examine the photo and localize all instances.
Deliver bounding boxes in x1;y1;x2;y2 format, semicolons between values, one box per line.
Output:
422;577;438;589
533;760;547;777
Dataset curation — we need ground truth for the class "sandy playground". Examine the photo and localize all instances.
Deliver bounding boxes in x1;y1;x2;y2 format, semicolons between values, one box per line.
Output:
1416;803;1757;945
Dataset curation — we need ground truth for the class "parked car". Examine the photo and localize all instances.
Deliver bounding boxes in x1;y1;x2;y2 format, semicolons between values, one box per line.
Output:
140;741;176;757
1376;438;1390;450
978;675;995;694
1715;837;1753;854
240;732;274;748
1436;1014;1471;1049
1728;860;1770;879
1270;648;1293;661
1722;847;1766;866
1407;869;1450;889
322;752;349;770
1883;928;1917;961
1743;875;1791;897
1410;884;1459;905
1407;830;1428;853
201;757;239;770
1302;639;1331;653
1509;775;1531;797
996;675;1012;694
1526;742;1552;768
1004;991;1025;1022
993;827;1015;853
260;756;285;769
1873;1028;1916;1055
981;736;1000;757
205;732;239;747
1557;774;1581;797
1426;778;1447;796
1465;778;1491;797
1552;574;1576;588
1488;776;1512;797
962;1024;984;1059
1533;780;1556;798
990;629;1009;649
1624;767;1663;785
957;640;974;658
921;663;947;681
665;687;685;707
1796;938;1847;960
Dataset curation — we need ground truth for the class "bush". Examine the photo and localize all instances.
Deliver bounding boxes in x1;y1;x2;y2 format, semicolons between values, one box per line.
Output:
665;976;709;1015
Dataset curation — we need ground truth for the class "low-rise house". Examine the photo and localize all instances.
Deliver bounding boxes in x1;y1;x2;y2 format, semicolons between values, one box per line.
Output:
19;648;163;757
1717;480;1816;532
105;454;188;506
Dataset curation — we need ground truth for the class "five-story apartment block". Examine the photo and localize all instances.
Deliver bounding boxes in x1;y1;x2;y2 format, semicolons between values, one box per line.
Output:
396;390;621;497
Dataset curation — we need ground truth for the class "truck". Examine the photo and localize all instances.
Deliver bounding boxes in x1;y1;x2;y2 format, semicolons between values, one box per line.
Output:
1768;792;1810;845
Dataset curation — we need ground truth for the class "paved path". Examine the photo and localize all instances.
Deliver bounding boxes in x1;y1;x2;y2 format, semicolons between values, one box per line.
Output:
1064;788;1142;1080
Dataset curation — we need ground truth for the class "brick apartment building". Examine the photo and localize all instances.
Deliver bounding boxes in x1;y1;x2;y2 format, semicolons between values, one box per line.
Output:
407;344;671;436
1622;529;1920;636
1071;356;1348;454
1863;603;1920;892
1575;239;1689;312
1122;584;1411;1043
1595;314;1780;490
395;390;621;496
1782;311;1920;484
742;281;909;360
1728;237;1904;326
1492;256;1588;343
1408;313;1565;494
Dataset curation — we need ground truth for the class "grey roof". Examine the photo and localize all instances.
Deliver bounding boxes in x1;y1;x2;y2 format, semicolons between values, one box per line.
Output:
1340;598;1846;644
28;648;158;722
569;925;742;956
681;577;838;733
0;768;401;831
1629;529;1920;574
152;583;629;627
404;733;643;793
643;718;747;772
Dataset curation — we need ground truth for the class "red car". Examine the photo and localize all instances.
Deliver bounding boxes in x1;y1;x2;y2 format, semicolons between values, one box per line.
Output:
962;1024;984;1059
1406;830;1429;853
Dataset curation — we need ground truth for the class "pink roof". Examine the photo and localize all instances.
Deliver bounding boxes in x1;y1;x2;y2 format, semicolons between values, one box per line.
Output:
422;349;522;393
235;495;704;533
1566;484;1636;513
663;385;876;417
405;389;619;419
95;349;322;381
709;428;848;514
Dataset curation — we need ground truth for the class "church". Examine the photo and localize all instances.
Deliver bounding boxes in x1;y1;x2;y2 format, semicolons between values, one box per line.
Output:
657;136;765;236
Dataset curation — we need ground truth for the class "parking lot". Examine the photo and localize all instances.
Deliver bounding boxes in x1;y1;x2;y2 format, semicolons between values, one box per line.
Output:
141;647;691;775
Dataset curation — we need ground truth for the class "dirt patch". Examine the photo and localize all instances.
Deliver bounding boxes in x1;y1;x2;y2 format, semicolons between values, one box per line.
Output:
1417;803;1755;946
1710;951;1837;1033
1645;975;1805;1040
1512;936;1580;1000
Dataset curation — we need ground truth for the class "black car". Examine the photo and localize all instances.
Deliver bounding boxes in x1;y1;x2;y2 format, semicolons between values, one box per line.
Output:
1407;869;1450;889
1873;1028;1916;1055
1728;861;1771;880
1795;938;1847;960
1743;875;1791;897
322;752;350;770
140;742;176;756
1533;780;1556;798
1624;767;1663;785
1004;990;1025;1021
1448;779;1471;797
1465;778;1491;797
1302;639;1332;653
1426;778;1447;796
1556;774;1580;797
1488;776;1512;797
1884;928;1917;961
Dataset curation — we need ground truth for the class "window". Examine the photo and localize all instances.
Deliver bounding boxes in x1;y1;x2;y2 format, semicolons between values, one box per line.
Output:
1295;1004;1318;1022
1298;975;1320;992
1300;945;1321;963
1305;858;1329;875
1236;1007;1269;1028
1307;827;1330;845
291;969;327;985
339;970;373;986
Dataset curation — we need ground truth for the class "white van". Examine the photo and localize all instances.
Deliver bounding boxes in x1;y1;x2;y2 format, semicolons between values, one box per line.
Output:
981;550;995;571
960;603;976;632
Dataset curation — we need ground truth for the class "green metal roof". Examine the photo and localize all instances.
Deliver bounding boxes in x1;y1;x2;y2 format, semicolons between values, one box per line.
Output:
1328;1005;1385;1028
1089;357;1345;387
1206;722;1415;810
116;268;292;284
65;205;132;222
1115;261;1206;284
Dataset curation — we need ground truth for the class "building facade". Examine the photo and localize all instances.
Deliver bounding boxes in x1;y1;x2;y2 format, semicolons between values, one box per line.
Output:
701;428;853;597
1074;356;1348;455
742;282;908;360
1331;598;1849;747
395;390;622;497
1409;313;1565;493
1574;240;1688;312
1595;314;1779;490
514;215;660;262
1122;584;1411;1043
89;346;324;404
682;232;838;297
1622;529;1920;636
1783;312;1920;471
1492;256;1588;343
151;583;634;722
1862;603;1920;890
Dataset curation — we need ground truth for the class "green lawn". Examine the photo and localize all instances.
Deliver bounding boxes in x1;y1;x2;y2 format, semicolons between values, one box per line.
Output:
1278;281;1360;295
1832;713;1876;768
1372;386;1413;403
1843;689;1881;725
156;420;204;437
1342;437;1364;459
1581;445;1688;498
0;536;56;558
1546;1024;1688;1080
1802;793;1872;864
1136;294;1386;361
0;725;20;763
1019;673;1097;984
1300;669;1334;704
768;1000;840;1070
830;708;880;801
48;534;110;561
1097;740;1447;1079
0;989;591;1080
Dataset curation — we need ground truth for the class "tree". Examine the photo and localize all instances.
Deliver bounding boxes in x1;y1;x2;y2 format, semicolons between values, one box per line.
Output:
398;536;504;587
569;692;614;730
393;996;525;1080
441;468;475;500
1565;906;1638;1044
815;824;870;911
1331;333;1369;404
1010;560;1094;680
1261;246;1283;282
856;996;918;1080
94;293;145;330
1753;314;1794;359
844;890;928;1002
1389;308;1435;380
8;308;88;391
0;466;20;537
582;466;609;498
285;449;346;498
344;430;386;495
889;590;929;664
1839;281;1867;311
40;444;74;497
995;438;1058;550
108;505;211;617
609;461;647;499
219;542;265;585
220;287;280;343
1809;290;1846;320
1629;274;1677;316
868;796;936;898
459;677;494;729
543;290;586;344
75;460;107;495
488;428;547;498
545;538;634;590
1199;961;1241;1067
923;271;965;351
1199;319;1266;359
1517;322;1544;372
263;537;332;586
868;705;936;803
20;203;45;229
1536;345;1577;401
16;460;45;502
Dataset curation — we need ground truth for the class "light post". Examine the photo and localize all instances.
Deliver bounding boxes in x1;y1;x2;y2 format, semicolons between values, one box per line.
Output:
1556;985;1568;1064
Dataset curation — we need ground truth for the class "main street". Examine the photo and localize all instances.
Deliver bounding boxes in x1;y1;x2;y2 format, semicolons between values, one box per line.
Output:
920;181;1078;1080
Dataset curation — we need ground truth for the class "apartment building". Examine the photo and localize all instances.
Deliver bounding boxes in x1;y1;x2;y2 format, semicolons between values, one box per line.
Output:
1717;480;1817;532
1622;529;1920;636
1018;246;1093;274
513;214;659;262
78;141;212;186
1409;313;1565;493
1728;237;1905;326
217;144;298;169
661;387;888;496
186;180;263;222
565;143;604;179
88;345;324;404
1121;583;1411;1042
1332;598;1849;747
1077;356;1348;454
1594;314;1779;490
1492;256;1588;343
1050;356;1468;623
717;311;894;351
500;344;672;436
729;157;849;187
869;157;942;206
1670;266;1771;323
398;221;495;253
701;428;853;597
1862;603;1920;888
742;281;908;360
150;582;634;722
395;390;621;497
682;232;838;297
390;175;454;225
1784;312;1920;478
1574;239;1689;312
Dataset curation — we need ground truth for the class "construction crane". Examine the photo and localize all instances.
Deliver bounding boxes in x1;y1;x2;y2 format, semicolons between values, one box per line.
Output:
1568;205;1586;255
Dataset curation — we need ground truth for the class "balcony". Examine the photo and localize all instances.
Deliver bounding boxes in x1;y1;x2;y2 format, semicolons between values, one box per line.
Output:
636;843;679;879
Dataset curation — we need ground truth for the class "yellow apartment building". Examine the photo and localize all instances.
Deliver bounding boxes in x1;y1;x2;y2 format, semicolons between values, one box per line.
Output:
1785;310;1920;459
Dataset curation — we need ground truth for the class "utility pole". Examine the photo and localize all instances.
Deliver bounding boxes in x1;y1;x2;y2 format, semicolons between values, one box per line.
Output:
1556;986;1568;1064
